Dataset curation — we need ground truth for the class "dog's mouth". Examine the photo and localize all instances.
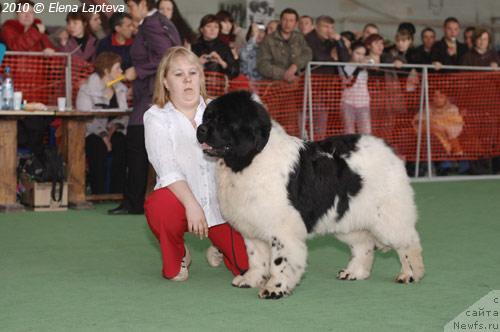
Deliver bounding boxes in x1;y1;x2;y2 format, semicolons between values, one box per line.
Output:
200;143;230;157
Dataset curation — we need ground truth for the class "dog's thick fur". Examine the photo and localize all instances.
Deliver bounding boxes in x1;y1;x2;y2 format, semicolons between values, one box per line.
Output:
197;91;424;299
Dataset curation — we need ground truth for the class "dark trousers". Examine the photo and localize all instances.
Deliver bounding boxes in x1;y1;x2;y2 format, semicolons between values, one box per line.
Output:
122;125;148;212
17;117;52;157
85;132;127;194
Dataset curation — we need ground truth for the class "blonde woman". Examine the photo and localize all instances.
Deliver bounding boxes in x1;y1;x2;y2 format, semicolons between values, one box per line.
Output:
143;47;248;281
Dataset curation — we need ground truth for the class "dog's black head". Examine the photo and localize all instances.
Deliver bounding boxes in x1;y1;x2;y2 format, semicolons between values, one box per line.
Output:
197;90;272;172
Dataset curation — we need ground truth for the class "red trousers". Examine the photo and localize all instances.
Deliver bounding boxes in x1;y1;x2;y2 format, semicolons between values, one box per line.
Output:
144;187;249;279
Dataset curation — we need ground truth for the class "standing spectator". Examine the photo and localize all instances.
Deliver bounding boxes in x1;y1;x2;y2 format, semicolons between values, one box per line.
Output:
96;12;135;71
59;11;98;62
257;8;312;82
340;30;356;53
463;26;475;50
299;15;314;35
192;14;239;80
157;0;196;48
215;10;246;57
305;15;349;138
340;42;371;135
0;0;55;53
87;12;106;40
239;23;266;80
76;52;128;194
359;23;379;42
108;0;181;215
431;17;468;71
462;28;499;68
414;27;436;64
305;15;349;67
265;20;279;35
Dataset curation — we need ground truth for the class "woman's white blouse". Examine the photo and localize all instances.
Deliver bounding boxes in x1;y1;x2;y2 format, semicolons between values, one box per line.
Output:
143;98;225;228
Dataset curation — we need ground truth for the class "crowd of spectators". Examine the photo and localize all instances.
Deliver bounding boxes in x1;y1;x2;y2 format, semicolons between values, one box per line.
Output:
1;0;500;197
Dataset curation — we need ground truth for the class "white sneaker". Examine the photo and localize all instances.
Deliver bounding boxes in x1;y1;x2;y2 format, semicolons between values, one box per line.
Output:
171;245;191;282
205;245;223;267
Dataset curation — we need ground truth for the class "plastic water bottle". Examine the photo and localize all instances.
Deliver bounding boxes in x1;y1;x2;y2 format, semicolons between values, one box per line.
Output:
2;67;14;110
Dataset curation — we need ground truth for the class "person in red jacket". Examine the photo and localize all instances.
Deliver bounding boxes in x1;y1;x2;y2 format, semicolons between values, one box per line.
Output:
1;0;55;53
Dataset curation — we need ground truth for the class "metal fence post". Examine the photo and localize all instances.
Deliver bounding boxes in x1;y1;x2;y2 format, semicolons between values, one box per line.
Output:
414;69;427;178
301;64;309;140
307;63;314;141
423;67;433;178
65;54;72;110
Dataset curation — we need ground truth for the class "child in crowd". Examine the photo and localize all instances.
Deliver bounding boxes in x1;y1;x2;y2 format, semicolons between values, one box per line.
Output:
339;42;371;134
413;89;464;155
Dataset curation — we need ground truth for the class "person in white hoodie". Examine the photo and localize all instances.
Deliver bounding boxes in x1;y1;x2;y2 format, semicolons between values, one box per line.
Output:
339;41;372;134
76;52;129;194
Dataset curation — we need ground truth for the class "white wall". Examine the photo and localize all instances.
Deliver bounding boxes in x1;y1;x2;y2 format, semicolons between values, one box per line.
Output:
2;0;499;46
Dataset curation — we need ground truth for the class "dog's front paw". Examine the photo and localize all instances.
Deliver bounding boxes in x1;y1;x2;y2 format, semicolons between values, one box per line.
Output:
231;273;267;289
336;268;370;281
258;281;290;299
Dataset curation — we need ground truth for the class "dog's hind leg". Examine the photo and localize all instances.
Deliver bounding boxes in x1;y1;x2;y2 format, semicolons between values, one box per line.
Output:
258;235;307;299
394;241;424;284
232;238;270;289
335;231;376;281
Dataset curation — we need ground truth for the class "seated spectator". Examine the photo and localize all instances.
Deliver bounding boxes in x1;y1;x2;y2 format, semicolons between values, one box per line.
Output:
76;52;128;194
305;15;349;71
215;10;246;58
59;11;98;62
463;26;475;50
0;0;55;53
157;0;196;48
192;14;239;79
265;20;279;35
413;90;463;156
431;17;468;71
461;28;499;68
96;12;135;71
414;27;436;64
257;8;312;82
359;23;379;42
299;15;314;35
340;42;371;135
239;23;266;80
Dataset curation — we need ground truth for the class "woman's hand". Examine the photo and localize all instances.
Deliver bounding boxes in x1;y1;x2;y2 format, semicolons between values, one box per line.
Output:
209;51;227;69
185;202;209;239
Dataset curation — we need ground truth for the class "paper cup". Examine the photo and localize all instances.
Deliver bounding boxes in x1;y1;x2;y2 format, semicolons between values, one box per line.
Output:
13;91;22;110
57;97;66;111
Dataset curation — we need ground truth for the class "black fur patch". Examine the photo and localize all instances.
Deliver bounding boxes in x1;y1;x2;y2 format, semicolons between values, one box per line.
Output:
287;135;363;233
274;257;283;265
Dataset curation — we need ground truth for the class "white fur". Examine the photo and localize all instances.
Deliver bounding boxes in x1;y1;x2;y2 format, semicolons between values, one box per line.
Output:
216;122;424;298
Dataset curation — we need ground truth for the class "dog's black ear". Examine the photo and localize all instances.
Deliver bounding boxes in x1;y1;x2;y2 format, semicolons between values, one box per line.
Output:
252;101;272;152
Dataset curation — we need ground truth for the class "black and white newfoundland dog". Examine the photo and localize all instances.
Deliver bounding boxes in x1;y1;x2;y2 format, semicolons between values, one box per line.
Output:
197;91;424;299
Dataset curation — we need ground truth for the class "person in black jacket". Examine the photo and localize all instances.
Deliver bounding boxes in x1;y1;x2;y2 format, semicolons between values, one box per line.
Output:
413;27;436;64
431;17;468;71
191;14;239;79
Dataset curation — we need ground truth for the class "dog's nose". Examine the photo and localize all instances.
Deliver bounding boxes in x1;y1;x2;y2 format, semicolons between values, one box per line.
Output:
197;125;208;143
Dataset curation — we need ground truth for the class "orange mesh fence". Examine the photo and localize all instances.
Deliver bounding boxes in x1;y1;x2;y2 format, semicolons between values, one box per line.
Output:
4;55;498;162
304;68;500;162
0;54;67;106
0;54;94;107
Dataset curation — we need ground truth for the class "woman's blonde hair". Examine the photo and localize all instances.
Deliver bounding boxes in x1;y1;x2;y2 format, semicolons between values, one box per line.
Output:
152;46;208;107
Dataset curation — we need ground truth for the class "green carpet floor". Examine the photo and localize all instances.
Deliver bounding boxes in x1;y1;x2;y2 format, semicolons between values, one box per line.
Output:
1;180;499;332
